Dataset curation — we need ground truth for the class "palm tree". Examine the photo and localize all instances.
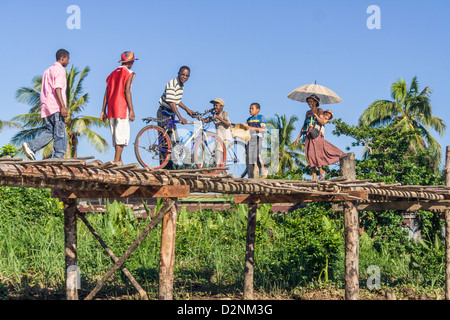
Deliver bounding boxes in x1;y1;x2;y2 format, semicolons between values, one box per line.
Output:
359;76;445;167
267;113;306;174
12;65;109;158
0;121;23;132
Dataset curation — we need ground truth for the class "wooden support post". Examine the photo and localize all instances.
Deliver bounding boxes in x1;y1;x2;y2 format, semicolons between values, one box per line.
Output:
447;146;450;188
64;198;79;300
85;198;176;300
340;152;356;181
445;146;450;300
159;198;178;300
243;203;257;300
344;202;359;300
340;153;359;300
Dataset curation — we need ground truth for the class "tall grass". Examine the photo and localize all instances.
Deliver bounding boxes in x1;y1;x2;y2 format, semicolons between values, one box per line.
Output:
0;191;447;299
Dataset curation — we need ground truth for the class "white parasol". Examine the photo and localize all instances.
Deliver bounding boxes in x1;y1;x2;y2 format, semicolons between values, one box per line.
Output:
287;83;342;105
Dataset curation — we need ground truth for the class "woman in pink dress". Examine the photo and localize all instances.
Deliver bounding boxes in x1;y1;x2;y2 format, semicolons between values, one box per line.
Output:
294;95;344;181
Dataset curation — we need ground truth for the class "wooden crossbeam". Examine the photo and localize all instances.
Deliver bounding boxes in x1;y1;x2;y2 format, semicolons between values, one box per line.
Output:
332;201;450;212
77;212;149;300
233;191;367;204
51;185;190;199
84;198;177;300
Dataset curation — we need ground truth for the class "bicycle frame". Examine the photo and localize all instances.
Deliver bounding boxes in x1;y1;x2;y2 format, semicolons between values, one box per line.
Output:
136;109;237;173
154;110;219;164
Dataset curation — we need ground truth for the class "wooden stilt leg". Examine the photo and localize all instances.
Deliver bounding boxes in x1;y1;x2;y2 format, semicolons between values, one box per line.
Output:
445;210;450;300
243;203;257;300
159;198;178;300
445;146;450;300
64;198;79;300
344;201;359;300
340;152;359;300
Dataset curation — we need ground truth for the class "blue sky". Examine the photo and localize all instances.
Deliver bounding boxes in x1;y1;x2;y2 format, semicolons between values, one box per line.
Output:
0;0;449;168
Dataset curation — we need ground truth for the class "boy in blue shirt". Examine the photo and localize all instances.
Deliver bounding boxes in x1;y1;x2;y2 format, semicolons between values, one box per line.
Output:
243;102;268;178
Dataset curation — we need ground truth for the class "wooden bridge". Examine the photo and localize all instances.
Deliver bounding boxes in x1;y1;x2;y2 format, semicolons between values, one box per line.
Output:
0;147;449;300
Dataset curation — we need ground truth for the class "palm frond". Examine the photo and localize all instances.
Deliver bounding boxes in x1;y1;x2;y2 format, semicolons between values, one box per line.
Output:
79;127;109;153
409;75;419;94
70;93;89;114
74;66;90;98
416;114;446;136
74;115;109;128
359;100;399;127
0;120;24;132
15;87;41;110
11;113;45;128
10;127;46;145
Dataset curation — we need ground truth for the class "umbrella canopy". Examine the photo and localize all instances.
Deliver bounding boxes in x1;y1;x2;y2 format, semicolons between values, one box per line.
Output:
287;83;342;105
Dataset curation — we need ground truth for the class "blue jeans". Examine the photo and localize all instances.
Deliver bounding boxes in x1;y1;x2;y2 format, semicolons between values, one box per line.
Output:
28;112;67;158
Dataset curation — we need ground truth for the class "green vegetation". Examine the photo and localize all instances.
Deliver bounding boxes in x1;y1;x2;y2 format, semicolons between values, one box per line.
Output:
0;184;446;300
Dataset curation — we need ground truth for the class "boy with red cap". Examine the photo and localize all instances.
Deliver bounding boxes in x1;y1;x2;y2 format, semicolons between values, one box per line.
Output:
100;51;137;165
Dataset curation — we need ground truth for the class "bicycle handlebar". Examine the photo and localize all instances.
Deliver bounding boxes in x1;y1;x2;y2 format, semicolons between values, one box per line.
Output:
142;108;215;124
191;108;216;121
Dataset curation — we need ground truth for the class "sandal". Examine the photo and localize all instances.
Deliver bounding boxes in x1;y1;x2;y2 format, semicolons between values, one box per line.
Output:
318;173;327;181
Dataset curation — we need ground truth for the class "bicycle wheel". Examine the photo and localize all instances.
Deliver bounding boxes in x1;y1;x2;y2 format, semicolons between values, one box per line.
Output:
226;139;248;178
134;125;171;169
194;132;226;175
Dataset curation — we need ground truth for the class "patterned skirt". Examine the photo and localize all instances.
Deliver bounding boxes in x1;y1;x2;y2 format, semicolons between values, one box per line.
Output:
305;130;344;168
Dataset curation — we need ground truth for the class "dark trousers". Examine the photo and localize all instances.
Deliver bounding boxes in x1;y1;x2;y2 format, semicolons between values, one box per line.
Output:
157;106;178;169
246;135;263;178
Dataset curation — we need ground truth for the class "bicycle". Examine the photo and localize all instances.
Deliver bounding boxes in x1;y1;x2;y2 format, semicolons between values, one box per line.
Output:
225;131;248;178
134;109;231;175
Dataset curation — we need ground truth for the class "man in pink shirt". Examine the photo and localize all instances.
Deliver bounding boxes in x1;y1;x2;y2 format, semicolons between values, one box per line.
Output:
22;49;70;160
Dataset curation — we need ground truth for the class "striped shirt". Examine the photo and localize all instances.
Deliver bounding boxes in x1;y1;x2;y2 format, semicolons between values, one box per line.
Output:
159;78;184;110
